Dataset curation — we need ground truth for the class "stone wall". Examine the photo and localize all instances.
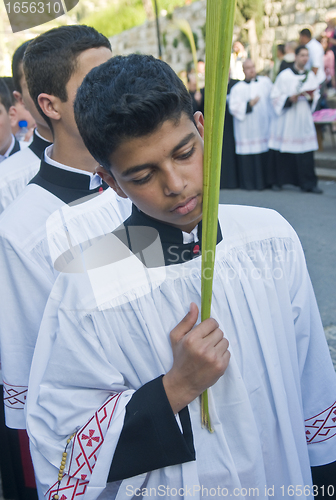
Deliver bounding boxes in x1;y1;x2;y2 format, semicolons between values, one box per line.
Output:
109;1;207;74
109;0;336;75
261;0;336;69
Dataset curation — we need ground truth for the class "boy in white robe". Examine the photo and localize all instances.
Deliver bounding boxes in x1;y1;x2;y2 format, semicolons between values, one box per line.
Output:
229;59;272;190
26;55;336;500
268;46;322;193
0;41;53;215
0;26;130;500
0;79;22;163
3;75;36;141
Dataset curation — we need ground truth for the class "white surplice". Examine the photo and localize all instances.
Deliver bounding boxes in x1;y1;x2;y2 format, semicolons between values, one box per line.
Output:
229;76;273;155
0;183;131;430
268;68;319;154
26;204;336;500
0;141;42;215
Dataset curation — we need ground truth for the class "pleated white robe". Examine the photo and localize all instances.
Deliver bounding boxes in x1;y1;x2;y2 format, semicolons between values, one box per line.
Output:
0;185;131;430
268;69;319;154
26;204;336;500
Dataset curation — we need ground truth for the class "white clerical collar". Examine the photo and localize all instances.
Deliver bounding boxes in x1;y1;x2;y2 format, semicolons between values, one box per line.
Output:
182;226;199;244
293;65;305;75
0;135;15;163
44;145;102;190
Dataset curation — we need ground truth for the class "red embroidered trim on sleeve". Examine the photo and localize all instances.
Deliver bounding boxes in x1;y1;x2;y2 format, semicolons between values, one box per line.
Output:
305;401;336;444
3;381;28;410
45;392;122;500
45;476;89;500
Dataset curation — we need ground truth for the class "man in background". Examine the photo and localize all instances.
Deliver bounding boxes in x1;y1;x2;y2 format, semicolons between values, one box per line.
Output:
229;58;272;190
299;28;326;85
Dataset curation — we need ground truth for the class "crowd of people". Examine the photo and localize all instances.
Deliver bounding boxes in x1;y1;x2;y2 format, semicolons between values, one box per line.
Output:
0;23;335;500
186;27;335;194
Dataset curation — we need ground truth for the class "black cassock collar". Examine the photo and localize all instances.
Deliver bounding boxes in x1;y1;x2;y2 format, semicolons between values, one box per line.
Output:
244;76;258;84
9;138;20;157
291;66;306;76
113;204;223;267
28;130;52;159
29;157;109;204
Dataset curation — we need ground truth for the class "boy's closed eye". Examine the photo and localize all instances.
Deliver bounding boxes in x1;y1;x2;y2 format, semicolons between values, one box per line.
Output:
175;145;195;161
130;145;196;185
132;172;153;185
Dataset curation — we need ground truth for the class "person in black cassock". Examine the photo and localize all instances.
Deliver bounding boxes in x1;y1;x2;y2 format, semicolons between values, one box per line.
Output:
220;77;239;189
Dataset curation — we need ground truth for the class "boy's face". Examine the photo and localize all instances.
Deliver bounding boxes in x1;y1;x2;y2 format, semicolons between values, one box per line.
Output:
295;48;309;69
243;60;256;80
100;112;204;234
56;47;112;138
0;103;13;156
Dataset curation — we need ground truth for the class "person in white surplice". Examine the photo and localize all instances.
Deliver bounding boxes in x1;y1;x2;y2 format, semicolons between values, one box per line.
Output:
229;59;272;190
0;26;131;500
26;55;336;500
268;45;322;193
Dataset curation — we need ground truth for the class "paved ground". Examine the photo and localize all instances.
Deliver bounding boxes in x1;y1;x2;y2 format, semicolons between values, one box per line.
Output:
219;180;336;368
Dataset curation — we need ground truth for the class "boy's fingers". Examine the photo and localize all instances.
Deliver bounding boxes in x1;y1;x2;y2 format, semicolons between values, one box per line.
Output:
211;328;228;348
170;302;199;342
198;318;220;339
216;337;230;354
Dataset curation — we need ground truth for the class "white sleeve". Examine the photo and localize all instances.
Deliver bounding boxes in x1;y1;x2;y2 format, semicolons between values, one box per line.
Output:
26;285;133;499
289;231;336;467
229;83;249;121
26;275;194;500
309;42;323;69
0;233;55;429
270;73;289;115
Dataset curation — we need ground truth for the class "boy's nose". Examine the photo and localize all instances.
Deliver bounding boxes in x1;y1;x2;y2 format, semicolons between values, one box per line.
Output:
163;167;186;196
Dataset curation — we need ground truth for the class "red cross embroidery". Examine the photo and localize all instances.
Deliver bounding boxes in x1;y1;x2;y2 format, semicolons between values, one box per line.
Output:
81;429;100;447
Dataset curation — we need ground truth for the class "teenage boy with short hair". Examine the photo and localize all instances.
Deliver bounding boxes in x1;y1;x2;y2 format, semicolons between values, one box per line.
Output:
0;26;131;500
26;54;336;500
2;75;36;141
0;79;21;162
268;46;322;193
0;41;53;214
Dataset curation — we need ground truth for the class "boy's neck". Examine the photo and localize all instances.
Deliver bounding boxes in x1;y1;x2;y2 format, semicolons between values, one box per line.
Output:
0;134;14;156
50;129;97;173
36;124;53;143
171;219;201;234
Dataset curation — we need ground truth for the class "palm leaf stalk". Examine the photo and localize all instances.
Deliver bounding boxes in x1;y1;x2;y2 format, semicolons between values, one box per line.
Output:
201;0;236;432
176;19;200;91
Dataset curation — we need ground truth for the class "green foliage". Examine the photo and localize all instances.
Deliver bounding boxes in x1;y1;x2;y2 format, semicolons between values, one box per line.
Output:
162;31;168;48
159;0;198;14
200;22;206;40
180;30;199;51
236;0;263;23
235;0;264;38
172;37;179;48
81;0;146;38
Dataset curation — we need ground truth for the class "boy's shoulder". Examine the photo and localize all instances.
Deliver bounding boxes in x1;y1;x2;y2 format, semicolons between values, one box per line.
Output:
0;144;38;178
0;183;63;244
218;204;295;247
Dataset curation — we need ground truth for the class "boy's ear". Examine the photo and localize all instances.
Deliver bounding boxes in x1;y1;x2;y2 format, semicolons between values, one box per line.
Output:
8;106;18;128
194;111;204;139
37;93;61;122
96;165;128;199
13;91;23;105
